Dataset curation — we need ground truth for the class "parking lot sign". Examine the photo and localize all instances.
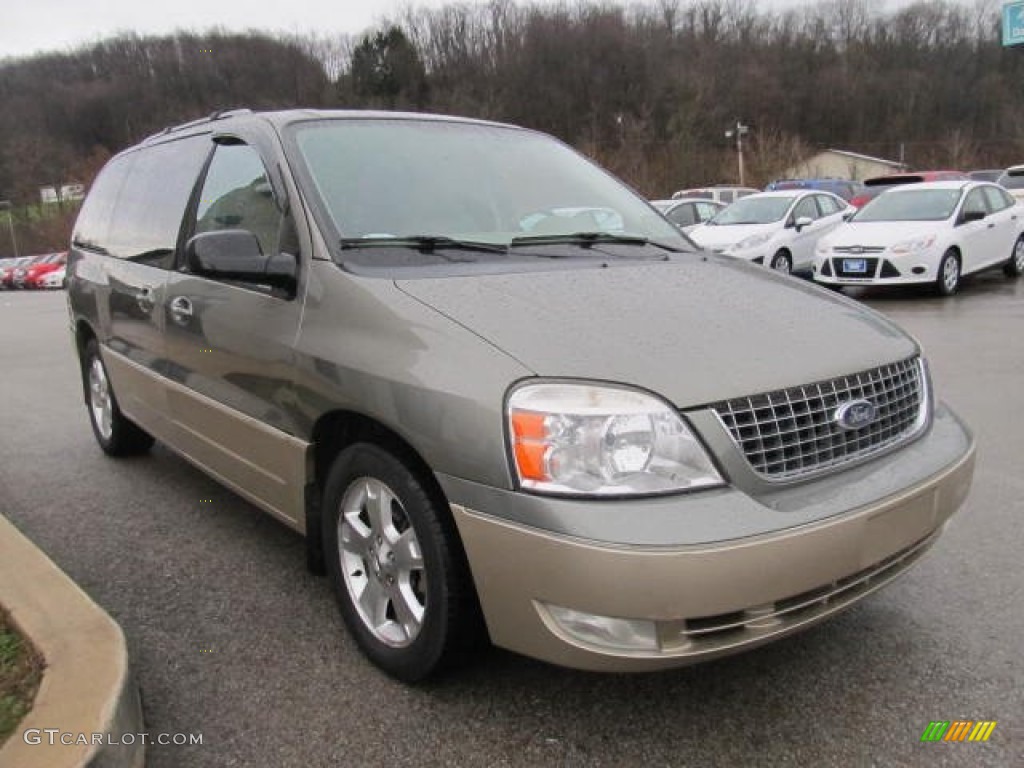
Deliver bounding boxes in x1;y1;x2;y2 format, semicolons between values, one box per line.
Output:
1003;1;1024;46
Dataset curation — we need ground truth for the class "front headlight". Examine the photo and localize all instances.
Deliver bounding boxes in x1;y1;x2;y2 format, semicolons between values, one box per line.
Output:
507;382;724;496
731;232;773;251
889;235;936;254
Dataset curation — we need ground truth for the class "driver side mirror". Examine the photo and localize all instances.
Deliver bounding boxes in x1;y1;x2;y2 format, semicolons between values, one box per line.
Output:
792;215;813;232
960;209;986;225
186;230;296;294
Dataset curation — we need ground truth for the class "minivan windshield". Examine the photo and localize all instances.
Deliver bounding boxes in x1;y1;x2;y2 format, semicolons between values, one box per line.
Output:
852;189;962;222
288;119;687;254
708;195;795;225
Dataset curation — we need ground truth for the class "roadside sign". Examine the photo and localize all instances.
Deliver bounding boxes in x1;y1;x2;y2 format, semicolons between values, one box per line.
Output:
1003;1;1024;46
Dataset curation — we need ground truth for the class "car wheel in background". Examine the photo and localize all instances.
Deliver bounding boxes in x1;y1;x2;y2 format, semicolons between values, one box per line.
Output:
322;442;476;682
1004;235;1024;278
935;250;960;296
82;339;155;456
770;250;792;274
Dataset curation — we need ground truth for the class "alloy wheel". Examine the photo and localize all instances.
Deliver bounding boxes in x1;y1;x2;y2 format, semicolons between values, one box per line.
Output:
942;254;960;294
88;357;113;441
337;477;426;648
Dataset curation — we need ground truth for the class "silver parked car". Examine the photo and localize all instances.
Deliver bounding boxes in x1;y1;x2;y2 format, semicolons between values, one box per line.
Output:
67;110;975;681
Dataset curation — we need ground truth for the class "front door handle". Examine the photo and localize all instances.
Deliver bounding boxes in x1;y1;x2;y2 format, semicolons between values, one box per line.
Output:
169;296;194;326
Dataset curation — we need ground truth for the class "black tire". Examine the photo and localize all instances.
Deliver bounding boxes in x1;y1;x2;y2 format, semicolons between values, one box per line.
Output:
322;442;475;682
82;339;154;456
770;250;792;274
1004;235;1024;278
935;250;960;296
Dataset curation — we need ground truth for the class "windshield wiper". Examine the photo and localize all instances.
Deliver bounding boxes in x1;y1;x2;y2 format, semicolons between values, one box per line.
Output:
510;232;684;253
339;235;509;258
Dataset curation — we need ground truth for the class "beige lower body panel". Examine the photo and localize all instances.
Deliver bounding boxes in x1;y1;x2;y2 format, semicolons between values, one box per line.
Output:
103;346;310;532
452;444;975;672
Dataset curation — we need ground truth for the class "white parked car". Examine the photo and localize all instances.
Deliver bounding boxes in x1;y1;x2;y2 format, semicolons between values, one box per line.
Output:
688;190;854;274
813;181;1024;296
651;198;725;233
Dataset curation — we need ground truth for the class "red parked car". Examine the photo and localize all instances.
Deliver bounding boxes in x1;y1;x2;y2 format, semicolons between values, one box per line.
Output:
849;170;969;208
23;252;67;289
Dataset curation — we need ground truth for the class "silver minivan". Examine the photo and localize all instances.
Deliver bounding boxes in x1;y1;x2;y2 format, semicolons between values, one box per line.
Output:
67;110;975;681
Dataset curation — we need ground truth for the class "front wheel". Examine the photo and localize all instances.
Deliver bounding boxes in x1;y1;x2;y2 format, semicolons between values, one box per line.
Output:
935;250;960;296
1004;235;1024;278
770;251;792;274
322;443;476;682
82;339;154;456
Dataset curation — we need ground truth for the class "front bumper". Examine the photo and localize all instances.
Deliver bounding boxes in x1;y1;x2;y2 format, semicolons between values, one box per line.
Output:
813;253;940;286
449;425;975;672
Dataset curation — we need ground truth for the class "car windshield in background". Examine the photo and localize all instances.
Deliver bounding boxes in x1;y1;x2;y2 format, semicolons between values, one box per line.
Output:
709;196;794;225
288;119;687;255
853;189;962;222
997;171;1024;190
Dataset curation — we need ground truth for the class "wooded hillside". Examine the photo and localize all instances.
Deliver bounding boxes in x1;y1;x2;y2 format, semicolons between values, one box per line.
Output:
1;0;1022;255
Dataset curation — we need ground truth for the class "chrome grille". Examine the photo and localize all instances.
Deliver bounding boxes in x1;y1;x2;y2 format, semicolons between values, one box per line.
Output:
833;245;885;254
711;357;927;480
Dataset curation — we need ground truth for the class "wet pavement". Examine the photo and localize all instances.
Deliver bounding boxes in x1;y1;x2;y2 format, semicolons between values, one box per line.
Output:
1;276;1020;767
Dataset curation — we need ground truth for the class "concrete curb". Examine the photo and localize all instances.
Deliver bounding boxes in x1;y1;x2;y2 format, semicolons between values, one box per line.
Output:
0;514;145;768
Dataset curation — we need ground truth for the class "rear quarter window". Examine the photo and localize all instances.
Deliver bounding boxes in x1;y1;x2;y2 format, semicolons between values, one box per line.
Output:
72;154;135;253
982;185;1014;211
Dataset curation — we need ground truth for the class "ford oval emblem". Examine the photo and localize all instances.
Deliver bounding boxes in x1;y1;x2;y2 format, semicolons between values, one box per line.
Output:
835;399;877;430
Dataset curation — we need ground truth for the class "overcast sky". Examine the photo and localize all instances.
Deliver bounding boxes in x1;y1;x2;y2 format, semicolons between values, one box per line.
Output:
0;0;959;61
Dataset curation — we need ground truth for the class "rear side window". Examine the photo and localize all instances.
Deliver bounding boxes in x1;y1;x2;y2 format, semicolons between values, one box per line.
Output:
106;135;211;267
72;154;135;253
666;203;697;227
982;185;1013;212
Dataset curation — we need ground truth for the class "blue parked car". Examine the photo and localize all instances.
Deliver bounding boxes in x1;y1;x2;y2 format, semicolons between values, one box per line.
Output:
764;178;864;202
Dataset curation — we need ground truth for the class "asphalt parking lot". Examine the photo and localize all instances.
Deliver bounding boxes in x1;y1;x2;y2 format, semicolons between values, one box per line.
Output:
1;278;1021;767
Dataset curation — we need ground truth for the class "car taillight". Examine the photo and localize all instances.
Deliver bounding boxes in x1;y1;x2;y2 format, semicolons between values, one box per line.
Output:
850;195;870;208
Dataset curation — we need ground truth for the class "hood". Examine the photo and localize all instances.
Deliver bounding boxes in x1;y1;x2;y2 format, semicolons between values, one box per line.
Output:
689;222;777;250
824;220;948;249
396;257;917;408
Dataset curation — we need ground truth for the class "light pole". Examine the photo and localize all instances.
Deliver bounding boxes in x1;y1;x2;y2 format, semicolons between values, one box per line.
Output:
724;121;749;186
0;201;18;258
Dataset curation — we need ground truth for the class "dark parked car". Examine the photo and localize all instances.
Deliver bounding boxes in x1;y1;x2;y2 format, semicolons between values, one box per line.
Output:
968;169;1002;182
849;170;969;208
764;178;864;202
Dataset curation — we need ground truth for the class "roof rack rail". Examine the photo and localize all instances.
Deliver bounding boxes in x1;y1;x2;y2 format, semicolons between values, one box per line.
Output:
142;108;253;143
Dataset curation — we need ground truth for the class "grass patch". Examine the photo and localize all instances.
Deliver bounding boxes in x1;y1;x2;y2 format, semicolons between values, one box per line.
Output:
0;607;44;746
